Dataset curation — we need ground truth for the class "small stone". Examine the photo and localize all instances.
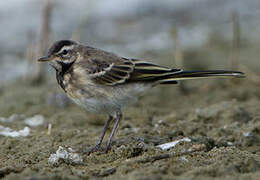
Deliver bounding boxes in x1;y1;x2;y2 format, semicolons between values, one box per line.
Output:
24;115;45;127
0;126;30;137
48;146;83;166
48;154;60;166
180;156;189;162
227;142;233;146
243;132;252;137
157;137;191;150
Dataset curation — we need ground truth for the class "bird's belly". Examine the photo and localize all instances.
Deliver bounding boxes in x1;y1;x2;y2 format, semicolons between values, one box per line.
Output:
67;83;151;115
70;97;110;113
69;94;132;115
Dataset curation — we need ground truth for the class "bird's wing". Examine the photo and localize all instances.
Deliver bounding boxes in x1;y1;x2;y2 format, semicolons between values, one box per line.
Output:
88;57;134;85
88;57;181;85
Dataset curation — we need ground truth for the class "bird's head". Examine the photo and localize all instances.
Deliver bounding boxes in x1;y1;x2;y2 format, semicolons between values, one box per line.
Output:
38;40;80;71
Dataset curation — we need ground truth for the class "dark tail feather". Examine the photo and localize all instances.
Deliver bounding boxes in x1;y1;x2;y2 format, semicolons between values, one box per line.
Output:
159;70;245;84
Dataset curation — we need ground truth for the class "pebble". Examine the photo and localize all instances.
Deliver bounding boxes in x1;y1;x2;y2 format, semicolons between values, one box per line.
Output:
0;126;30;137
48;146;83;166
157;137;191;150
24;115;45;127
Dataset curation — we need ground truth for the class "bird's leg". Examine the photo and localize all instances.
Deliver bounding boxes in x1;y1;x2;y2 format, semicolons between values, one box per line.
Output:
105;111;122;152
89;115;113;152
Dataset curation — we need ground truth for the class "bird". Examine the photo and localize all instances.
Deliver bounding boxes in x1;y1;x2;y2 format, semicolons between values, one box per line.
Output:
38;40;245;153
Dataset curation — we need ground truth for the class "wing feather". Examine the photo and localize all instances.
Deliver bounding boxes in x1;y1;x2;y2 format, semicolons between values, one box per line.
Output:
90;59;134;85
130;59;181;81
89;57;181;85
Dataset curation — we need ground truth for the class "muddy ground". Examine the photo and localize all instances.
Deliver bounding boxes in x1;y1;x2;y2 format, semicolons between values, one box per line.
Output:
0;74;260;179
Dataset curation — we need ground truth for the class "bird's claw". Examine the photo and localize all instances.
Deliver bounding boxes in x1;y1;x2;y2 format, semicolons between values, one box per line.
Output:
86;144;111;154
89;145;104;152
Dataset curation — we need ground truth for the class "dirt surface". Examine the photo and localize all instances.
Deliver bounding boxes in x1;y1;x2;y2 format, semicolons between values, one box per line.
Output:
0;77;260;179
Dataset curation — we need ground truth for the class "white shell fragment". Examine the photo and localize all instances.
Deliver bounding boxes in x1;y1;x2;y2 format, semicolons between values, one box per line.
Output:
0;114;25;123
0;125;30;137
180;156;189;162
157;137;191;150
243;132;252;137
24;115;45;127
227;142;233;146
48;146;83;166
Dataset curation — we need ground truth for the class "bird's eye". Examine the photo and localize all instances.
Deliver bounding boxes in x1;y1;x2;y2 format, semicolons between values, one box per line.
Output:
61;49;68;55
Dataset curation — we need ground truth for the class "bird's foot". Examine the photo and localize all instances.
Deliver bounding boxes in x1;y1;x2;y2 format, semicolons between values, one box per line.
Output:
84;144;110;154
85;144;111;155
88;144;104;153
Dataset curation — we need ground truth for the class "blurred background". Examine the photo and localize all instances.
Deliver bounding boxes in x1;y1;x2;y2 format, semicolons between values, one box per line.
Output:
0;0;259;85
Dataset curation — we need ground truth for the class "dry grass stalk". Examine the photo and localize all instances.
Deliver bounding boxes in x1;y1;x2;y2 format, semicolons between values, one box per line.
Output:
24;31;37;81
231;11;240;71
170;27;184;68
47;123;52;135
170;27;188;94
31;0;53;83
230;11;242;84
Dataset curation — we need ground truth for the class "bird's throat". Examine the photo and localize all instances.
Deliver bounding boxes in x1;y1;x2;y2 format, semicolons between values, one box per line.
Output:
59;61;74;75
55;61;74;92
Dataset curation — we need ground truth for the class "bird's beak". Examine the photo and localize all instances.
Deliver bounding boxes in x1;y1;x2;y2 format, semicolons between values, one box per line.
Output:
38;55;52;62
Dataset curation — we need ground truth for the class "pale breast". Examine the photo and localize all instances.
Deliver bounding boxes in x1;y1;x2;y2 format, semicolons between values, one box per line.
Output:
62;67;152;115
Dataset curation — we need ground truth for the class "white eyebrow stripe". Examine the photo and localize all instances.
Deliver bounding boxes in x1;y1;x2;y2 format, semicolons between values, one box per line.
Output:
57;45;74;54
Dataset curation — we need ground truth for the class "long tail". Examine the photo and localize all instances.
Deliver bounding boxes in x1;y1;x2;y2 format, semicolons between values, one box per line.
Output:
128;59;245;84
158;70;245;84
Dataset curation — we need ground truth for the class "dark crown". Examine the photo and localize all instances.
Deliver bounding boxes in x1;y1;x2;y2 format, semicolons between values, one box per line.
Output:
47;40;77;55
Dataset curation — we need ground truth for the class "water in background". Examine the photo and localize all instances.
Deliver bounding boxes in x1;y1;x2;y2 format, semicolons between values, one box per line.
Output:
0;0;259;84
